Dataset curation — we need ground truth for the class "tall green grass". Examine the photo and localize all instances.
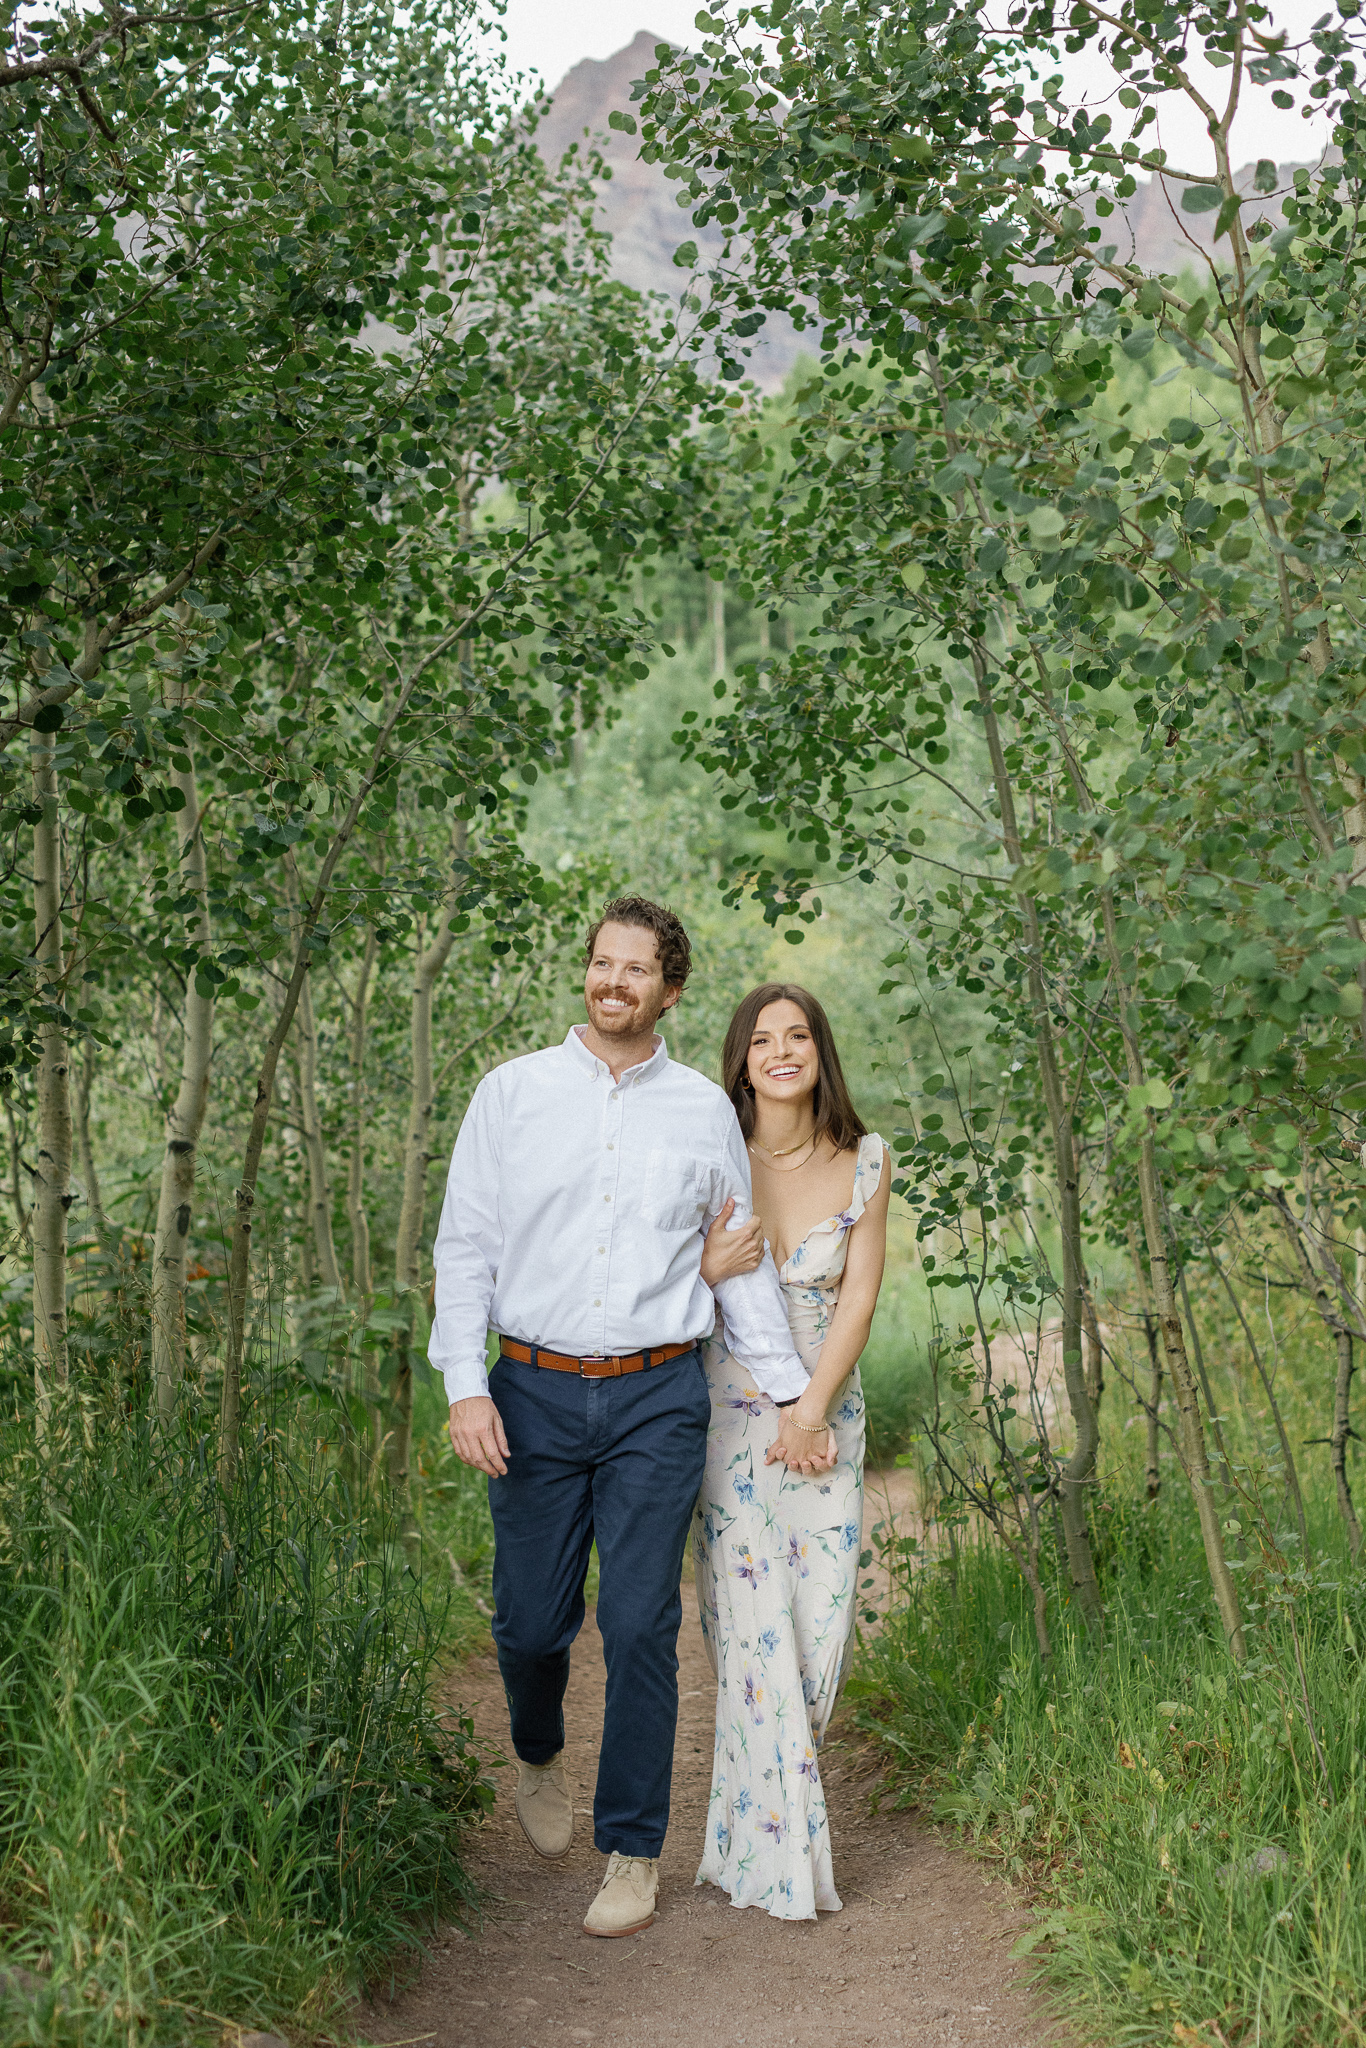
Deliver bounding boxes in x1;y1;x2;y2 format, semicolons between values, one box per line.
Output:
856;1473;1366;2045
860;1240;935;1461
0;1391;490;2046
409;1364;496;1655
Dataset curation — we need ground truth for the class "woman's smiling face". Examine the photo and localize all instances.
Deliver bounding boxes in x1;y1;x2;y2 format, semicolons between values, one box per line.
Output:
747;998;820;1110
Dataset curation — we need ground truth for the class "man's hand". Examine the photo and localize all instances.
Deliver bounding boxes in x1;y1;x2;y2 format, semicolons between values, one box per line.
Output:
449;1395;510;1477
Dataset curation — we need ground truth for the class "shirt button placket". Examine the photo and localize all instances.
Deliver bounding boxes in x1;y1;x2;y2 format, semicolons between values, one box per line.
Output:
598;1082;625;1353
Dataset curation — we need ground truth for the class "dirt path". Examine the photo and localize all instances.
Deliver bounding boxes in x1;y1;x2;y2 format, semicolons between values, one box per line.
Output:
360;1479;1054;2048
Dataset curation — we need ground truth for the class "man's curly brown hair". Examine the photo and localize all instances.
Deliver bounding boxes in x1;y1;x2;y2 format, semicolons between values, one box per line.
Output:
584;896;693;993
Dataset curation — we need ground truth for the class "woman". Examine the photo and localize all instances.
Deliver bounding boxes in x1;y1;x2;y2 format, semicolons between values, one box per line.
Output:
693;983;890;1919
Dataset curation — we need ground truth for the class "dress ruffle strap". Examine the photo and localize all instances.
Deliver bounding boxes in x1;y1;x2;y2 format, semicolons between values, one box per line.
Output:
845;1132;886;1225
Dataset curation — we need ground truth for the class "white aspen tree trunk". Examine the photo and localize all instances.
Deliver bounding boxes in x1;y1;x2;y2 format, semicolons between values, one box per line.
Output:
31;727;70;1437
6;1097;29;1238
150;985;170;1104
149;745;214;1430
283;852;343;1294
346;926;378;1309
70;1030;103;1352
1073;1137;1104;1412
74;1036;105;1242
1273;1190;1363;1560
389;823;466;1506
1127;1221;1163;1502
344;927;380;1472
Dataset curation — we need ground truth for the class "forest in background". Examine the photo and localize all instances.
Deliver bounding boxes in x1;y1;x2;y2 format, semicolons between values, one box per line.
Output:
4;0;1366;2042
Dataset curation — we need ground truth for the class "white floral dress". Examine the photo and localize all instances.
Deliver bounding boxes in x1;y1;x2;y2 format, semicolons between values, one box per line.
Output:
692;1132;884;1919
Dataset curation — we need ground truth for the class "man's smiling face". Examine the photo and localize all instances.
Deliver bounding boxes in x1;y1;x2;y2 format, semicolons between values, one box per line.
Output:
583;920;680;1042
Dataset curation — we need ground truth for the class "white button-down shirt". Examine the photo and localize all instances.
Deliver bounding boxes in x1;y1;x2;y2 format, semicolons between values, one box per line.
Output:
428;1024;807;1406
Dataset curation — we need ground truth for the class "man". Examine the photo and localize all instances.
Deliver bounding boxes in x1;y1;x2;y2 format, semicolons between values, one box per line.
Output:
430;895;813;1937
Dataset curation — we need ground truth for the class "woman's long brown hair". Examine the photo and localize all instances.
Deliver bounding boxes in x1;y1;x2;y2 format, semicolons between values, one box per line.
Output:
721;983;868;1154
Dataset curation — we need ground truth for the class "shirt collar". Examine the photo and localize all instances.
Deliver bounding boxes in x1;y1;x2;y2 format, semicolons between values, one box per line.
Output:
564;1023;669;1085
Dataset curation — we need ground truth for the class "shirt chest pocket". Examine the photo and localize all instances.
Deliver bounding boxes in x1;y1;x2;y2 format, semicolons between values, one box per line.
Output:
642;1148;710;1233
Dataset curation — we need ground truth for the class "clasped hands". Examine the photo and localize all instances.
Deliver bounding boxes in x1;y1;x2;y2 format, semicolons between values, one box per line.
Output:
765;1404;837;1477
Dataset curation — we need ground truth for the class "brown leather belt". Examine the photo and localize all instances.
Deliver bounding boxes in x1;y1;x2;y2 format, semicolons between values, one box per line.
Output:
498;1338;696;1378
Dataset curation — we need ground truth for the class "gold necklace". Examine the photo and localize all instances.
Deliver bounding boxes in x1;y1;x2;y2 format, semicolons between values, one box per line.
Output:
749;1128;817;1159
749;1135;817;1173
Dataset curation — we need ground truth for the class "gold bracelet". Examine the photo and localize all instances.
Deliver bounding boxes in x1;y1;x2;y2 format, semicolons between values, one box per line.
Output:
786;1415;829;1433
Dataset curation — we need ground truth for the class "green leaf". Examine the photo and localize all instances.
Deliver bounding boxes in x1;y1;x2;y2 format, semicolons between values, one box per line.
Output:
1214;193;1243;242
899;211;945;249
1027;506;1066;543
1128;1078;1172;1112
1180;183;1224;214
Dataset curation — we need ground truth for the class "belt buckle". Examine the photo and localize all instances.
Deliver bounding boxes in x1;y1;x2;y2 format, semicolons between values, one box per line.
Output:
580;1354;612;1378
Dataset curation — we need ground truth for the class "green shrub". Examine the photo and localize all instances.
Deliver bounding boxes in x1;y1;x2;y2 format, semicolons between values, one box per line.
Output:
0;1394;490;2046
410;1365;496;1657
856;1501;1366;2044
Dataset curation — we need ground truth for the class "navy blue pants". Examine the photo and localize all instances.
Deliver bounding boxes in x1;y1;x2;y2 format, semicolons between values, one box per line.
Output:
487;1345;710;1857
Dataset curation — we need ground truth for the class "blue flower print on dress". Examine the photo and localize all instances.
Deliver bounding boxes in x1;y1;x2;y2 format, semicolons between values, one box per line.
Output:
725;1388;766;1418
692;1132;884;1923
734;1544;769;1590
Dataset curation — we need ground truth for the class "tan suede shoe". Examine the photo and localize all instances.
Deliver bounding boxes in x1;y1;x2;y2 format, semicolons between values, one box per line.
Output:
514;1752;573;1859
582;1852;659;1937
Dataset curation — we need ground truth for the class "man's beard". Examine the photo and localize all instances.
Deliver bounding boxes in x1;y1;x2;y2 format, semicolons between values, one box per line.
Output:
587;986;666;1037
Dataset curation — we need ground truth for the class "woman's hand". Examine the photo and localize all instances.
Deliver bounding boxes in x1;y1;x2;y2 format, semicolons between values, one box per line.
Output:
700;1197;766;1287
765;1404;836;1476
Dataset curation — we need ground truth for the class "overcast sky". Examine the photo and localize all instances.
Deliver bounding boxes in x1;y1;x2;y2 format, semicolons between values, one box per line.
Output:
485;0;1336;171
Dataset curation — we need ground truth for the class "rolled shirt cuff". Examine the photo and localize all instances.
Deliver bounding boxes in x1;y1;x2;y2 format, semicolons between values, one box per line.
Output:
438;1356;492;1405
742;1353;809;1405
